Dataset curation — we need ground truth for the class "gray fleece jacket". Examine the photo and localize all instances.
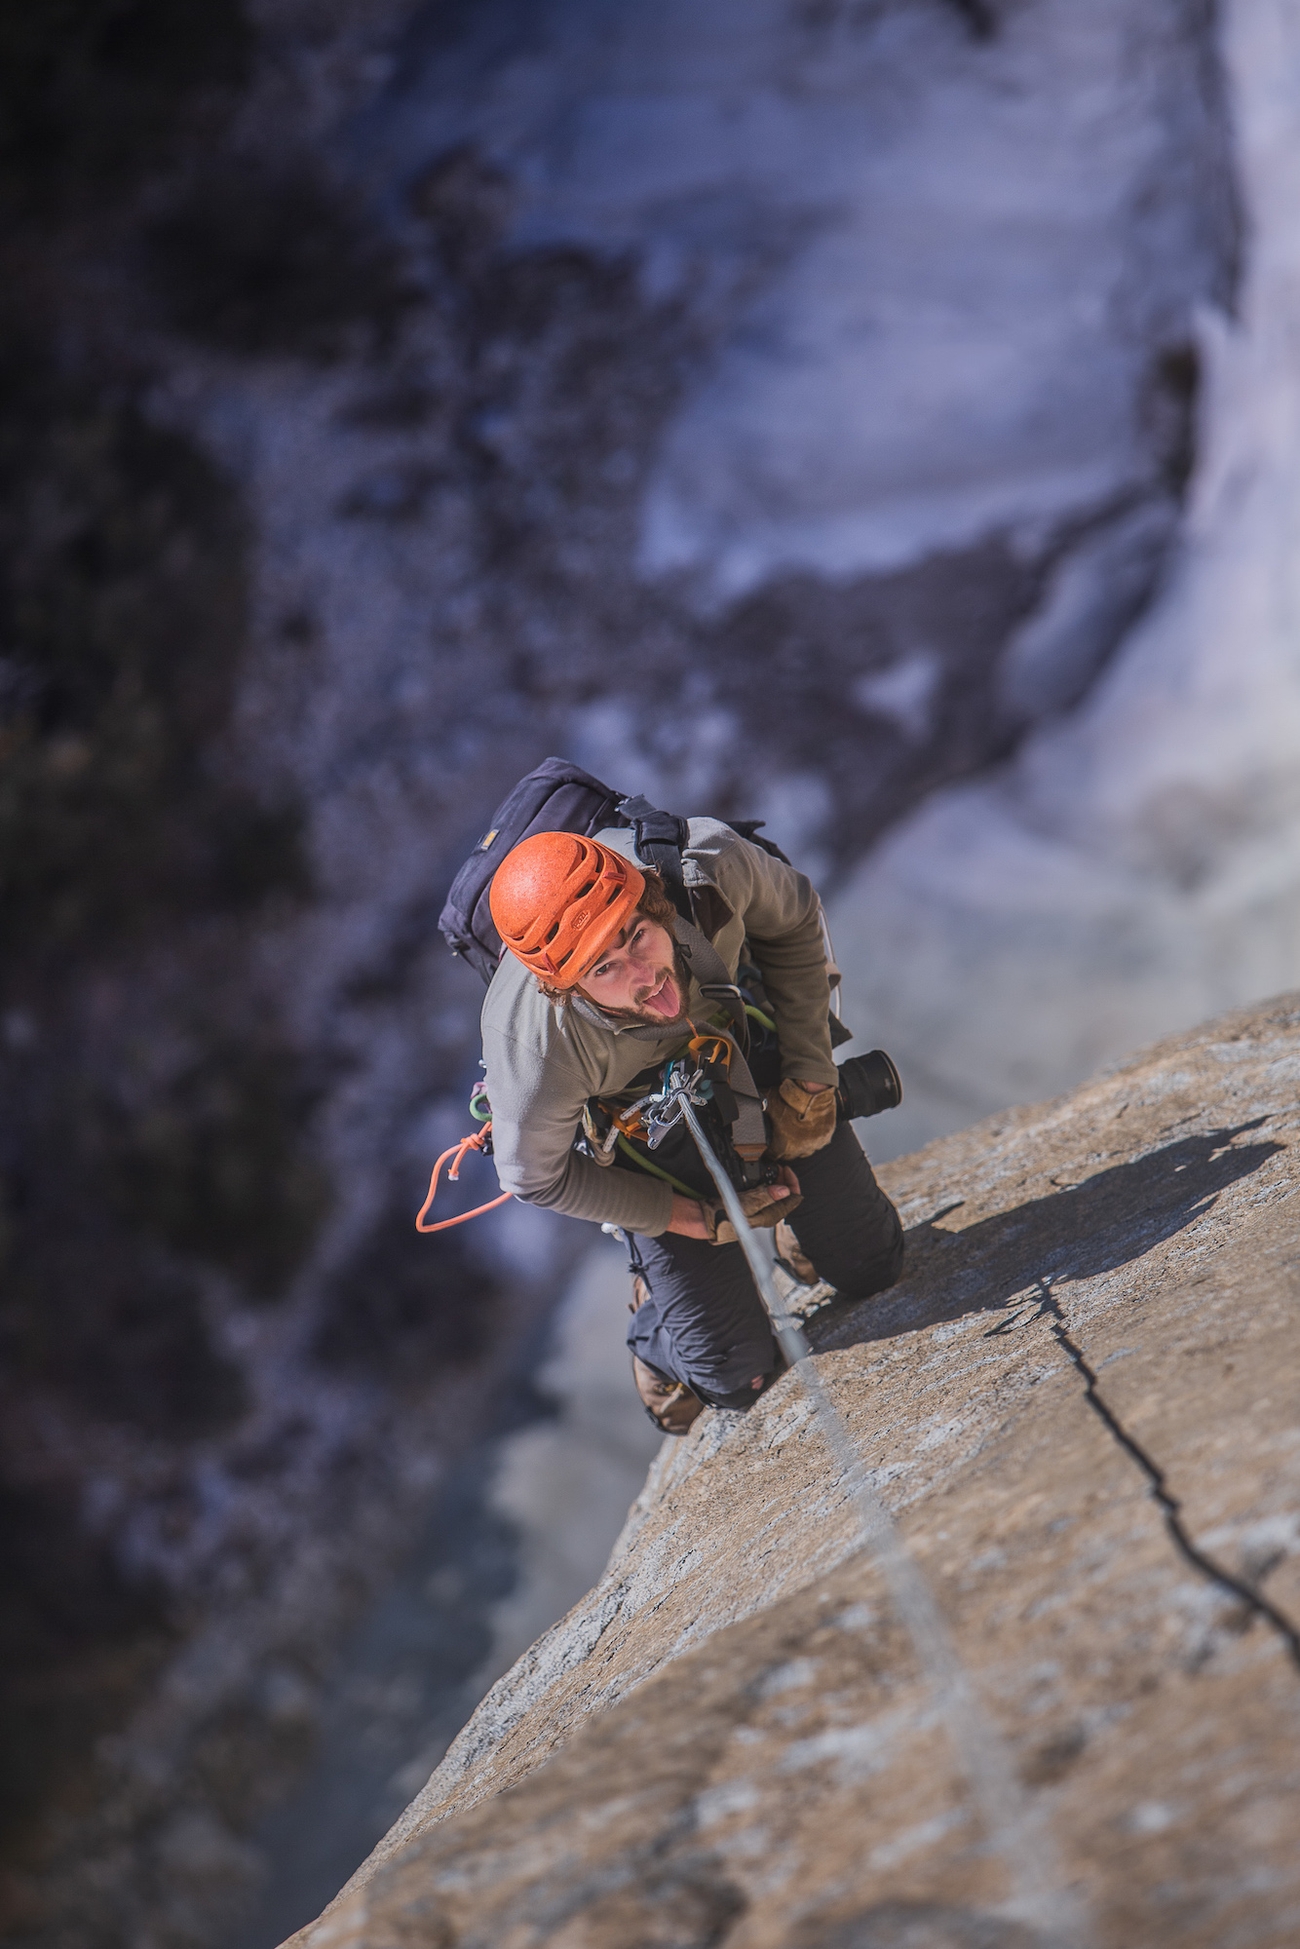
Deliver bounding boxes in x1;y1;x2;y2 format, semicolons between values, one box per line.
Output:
479;819;837;1236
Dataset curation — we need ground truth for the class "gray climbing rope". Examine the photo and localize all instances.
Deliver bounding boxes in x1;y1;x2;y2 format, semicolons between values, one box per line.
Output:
665;1073;1087;1947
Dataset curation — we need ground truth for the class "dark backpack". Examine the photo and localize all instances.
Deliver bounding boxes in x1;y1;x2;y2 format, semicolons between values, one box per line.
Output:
438;756;786;986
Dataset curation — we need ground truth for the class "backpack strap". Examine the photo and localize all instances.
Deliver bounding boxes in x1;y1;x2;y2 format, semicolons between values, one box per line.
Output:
672;915;751;1056
616;794;692;922
611;798;753;1057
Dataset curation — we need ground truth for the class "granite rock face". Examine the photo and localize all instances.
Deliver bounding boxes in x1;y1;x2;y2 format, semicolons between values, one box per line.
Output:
288;995;1300;1949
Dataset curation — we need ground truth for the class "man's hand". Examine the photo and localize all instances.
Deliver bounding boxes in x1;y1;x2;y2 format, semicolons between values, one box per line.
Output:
665;1167;800;1241
766;1077;838;1159
665;1193;715;1239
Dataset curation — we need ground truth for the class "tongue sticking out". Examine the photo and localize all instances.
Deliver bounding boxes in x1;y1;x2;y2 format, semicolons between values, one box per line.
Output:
639;973;681;1020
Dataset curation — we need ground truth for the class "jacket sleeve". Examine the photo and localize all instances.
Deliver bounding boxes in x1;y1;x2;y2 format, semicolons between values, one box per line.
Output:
711;836;838;1087
481;1020;676;1235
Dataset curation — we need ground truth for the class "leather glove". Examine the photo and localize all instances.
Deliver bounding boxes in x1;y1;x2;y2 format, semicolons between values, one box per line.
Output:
766;1078;838;1159
702;1170;803;1244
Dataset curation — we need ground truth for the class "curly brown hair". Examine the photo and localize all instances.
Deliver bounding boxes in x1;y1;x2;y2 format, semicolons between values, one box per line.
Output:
537;869;679;1004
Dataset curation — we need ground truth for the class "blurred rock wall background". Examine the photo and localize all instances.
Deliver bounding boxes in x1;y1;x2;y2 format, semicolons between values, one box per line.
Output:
3;2;1292;1946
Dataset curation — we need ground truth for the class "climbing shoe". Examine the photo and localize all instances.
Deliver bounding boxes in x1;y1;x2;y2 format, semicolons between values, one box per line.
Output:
631;1355;705;1436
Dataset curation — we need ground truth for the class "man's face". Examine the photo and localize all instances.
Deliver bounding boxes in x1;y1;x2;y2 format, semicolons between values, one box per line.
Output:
577;914;688;1024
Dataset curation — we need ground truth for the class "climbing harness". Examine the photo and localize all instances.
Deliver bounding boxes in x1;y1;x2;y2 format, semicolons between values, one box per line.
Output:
412;1012;761;1240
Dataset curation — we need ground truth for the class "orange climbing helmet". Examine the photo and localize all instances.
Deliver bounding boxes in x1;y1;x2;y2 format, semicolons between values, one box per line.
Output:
489;831;645;987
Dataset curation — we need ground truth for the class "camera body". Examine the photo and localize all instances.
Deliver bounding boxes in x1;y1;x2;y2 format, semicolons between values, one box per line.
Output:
834;1048;903;1121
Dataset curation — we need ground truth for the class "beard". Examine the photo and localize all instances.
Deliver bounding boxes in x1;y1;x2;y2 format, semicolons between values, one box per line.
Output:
599;940;693;1027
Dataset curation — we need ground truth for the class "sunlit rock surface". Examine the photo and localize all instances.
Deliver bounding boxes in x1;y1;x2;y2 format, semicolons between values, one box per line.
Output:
286;995;1300;1949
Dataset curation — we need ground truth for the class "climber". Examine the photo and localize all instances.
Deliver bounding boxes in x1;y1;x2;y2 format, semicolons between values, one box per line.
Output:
479;821;904;1434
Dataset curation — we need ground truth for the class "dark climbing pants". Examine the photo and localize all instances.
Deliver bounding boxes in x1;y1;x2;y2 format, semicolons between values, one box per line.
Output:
625;1123;904;1410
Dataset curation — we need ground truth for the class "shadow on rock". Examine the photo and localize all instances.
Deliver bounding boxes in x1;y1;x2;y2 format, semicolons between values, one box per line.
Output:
816;1120;1282;1351
789;1903;1045;1949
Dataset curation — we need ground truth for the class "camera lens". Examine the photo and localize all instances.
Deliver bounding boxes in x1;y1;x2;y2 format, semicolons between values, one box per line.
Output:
834;1049;903;1121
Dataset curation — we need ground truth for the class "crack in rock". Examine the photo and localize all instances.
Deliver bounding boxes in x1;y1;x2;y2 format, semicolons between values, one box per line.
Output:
1033;1279;1300;1673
